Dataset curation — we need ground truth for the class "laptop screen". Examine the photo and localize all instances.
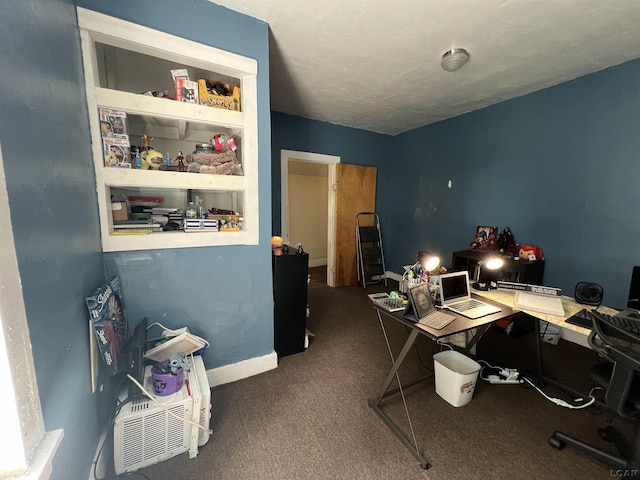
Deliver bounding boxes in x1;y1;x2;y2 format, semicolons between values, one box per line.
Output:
440;271;471;304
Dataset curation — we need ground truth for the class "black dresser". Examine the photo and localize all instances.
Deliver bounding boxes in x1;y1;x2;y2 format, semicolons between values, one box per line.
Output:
272;250;309;358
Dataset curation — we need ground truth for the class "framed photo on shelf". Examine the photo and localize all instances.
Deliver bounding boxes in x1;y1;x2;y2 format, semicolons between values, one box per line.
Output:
470;225;498;251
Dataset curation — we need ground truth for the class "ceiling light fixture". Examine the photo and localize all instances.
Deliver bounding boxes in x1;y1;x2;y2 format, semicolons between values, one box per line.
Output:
441;48;469;72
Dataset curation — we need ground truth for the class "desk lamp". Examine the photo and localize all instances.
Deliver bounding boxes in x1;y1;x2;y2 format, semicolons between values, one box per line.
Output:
472;256;504;291
401;251;440;293
417;251;440;273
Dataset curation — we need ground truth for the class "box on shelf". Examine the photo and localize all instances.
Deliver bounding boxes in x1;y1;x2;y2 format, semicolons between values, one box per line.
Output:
175;77;199;104
198;79;241;111
103;135;131;167
207;213;241;224
171;69;199;104
99;107;128;136
111;201;128;221
184;218;219;232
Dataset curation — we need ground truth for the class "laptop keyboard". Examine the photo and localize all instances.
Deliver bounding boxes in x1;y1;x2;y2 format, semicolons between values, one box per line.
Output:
419;311;455;330
451;299;484;311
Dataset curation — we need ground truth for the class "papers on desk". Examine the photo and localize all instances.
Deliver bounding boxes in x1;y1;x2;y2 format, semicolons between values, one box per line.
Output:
514;290;565;316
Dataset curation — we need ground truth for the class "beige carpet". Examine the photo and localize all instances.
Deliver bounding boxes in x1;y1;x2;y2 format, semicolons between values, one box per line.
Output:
140;271;623;479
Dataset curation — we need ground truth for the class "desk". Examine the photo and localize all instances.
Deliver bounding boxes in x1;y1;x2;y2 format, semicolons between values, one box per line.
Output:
474;288;618;348
369;293;516;469
473;288;619;395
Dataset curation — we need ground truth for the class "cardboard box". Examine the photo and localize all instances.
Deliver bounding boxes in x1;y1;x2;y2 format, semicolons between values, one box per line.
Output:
103;135;131;167
198;79;241;111
175;77;199;104
99;107;128;136
111;202;128;221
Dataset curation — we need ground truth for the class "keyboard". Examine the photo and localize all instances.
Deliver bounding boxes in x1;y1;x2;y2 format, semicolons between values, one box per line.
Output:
610;314;640;335
566;308;612;329
566;308;640;335
450;299;484;312
419;311;455;330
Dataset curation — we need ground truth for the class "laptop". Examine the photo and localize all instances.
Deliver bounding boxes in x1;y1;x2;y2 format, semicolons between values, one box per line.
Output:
403;282;456;330
439;271;502;319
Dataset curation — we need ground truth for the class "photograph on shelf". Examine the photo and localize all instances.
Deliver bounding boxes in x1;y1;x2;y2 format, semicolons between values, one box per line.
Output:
469;225;498;251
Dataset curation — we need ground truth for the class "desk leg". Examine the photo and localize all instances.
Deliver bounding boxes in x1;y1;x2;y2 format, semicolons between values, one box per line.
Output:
368;313;430;469
459;324;492;354
534;317;546;387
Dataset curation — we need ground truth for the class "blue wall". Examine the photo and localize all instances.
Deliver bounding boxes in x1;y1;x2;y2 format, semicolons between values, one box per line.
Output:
1;0;271;478
77;0;273;371
272;59;640;310
382;59;640;309
0;1;104;478
271;112;391;233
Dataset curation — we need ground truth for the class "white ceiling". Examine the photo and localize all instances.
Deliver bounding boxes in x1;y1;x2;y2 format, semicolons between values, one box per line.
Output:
212;0;640;135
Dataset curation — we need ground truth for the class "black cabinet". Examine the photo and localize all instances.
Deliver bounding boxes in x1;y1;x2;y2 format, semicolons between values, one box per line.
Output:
272;250;309;358
451;250;544;285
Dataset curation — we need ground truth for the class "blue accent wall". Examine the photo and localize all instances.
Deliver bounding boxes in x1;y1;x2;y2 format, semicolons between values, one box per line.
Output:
77;0;273;371
383;59;640;309
1;0;270;478
0;1;104;478
272;60;640;310
271;112;391;233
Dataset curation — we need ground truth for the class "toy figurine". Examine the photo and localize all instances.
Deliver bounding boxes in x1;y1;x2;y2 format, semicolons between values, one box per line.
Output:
134;148;142;168
141;133;153;151
168;352;190;374
176;150;186;172
165;152;172;167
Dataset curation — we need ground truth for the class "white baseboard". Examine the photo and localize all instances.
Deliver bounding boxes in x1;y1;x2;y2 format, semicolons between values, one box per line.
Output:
385;270;402;283
206;351;278;387
309;258;327;268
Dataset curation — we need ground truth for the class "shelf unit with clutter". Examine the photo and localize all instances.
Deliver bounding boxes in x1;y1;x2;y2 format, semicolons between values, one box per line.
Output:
78;8;258;252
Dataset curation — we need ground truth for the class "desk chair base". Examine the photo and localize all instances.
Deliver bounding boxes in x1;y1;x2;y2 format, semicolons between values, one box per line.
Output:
549;426;640;471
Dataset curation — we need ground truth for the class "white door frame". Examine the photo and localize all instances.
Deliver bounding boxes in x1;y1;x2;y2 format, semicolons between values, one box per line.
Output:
280;150;340;287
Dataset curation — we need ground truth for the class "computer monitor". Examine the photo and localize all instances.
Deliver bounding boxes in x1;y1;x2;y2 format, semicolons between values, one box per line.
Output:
126;317;148;397
627;266;640;311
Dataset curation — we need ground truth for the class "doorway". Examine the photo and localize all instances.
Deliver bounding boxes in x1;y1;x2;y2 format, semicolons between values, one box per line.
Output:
280;150;340;287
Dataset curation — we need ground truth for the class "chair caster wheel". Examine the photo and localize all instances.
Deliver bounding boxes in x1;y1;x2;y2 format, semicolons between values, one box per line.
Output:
549;434;565;450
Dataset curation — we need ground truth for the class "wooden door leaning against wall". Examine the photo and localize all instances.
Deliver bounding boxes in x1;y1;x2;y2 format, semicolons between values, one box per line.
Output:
334;164;377;287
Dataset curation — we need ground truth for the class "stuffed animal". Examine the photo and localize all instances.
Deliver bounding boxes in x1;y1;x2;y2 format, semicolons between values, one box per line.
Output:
168;352;190;374
519;245;544;261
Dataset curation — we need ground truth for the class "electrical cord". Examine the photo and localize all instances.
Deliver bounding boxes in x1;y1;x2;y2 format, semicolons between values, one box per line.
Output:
521;375;597;409
477;359;520;382
126;356;211;434
436;338;454;351
146;321;211;348
93;378;153;480
94;356;212;480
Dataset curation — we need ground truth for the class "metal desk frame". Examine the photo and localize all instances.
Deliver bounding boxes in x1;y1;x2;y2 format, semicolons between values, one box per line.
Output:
368;295;515;469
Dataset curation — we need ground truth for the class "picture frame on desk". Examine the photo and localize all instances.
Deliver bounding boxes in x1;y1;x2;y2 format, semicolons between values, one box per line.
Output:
470;225;498;251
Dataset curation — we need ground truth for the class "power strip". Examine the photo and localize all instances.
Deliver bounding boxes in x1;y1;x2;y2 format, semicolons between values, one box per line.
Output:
487;368;521;384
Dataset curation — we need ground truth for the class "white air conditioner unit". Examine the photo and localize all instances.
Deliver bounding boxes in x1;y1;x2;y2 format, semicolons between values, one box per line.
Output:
113;355;211;475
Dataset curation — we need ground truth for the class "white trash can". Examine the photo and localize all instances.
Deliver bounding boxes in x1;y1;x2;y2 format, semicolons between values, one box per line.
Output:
433;350;481;407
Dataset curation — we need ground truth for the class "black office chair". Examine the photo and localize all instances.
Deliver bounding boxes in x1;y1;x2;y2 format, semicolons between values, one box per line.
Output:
549;311;640;469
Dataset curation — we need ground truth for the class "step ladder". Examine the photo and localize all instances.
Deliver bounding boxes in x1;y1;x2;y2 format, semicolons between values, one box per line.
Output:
356;212;388;289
